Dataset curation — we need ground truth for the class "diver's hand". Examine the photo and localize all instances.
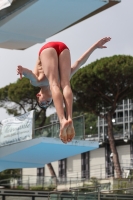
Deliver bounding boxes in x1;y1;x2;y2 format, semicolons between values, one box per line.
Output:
96;37;111;48
17;65;23;79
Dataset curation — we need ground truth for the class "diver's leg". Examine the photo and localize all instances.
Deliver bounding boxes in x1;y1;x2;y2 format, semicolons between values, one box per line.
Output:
40;48;69;143
59;49;75;142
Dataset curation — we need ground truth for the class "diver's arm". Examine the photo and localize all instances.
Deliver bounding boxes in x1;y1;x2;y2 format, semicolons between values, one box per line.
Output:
70;37;111;79
17;65;38;82
17;65;49;86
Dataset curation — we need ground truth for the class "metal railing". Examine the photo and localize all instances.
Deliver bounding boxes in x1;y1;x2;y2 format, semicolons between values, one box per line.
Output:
116;103;133;111
0;175;108;189
0;161;133;189
34;115;85;140
0;186;133;200
85;134;99;141
98;116;133;126
86;132;125;141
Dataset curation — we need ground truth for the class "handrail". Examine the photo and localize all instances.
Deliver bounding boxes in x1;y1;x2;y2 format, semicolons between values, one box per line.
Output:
0;187;133;200
102;186;133;193
34;115;85;140
35;115;84;130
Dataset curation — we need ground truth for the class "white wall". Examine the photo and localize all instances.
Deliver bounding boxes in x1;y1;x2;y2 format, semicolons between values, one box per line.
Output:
22;144;131;180
23;168;37;176
22;168;37;185
45;161;59;177
117;145;130;178
117;145;130;167
67;154;81;178
90;148;105;179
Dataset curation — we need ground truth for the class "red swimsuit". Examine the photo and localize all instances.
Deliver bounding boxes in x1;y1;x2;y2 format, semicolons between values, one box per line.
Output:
39;41;69;56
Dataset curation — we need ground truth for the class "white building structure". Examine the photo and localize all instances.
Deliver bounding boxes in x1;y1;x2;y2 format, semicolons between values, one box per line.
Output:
23;100;133;180
22;143;131;180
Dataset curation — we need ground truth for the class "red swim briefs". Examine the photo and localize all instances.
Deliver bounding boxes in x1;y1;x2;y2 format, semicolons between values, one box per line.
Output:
39;41;69;56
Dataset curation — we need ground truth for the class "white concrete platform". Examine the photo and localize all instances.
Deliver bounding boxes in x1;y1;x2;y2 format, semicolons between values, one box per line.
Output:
0;0;120;49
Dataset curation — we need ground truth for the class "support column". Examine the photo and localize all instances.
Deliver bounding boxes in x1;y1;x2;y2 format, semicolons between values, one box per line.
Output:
81;152;90;179
58;158;66;178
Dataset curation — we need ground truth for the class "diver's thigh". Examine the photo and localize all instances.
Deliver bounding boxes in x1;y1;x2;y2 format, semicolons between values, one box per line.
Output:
59;49;71;86
40;48;59;82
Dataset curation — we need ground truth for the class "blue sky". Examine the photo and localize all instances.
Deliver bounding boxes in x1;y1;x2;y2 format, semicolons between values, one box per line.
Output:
0;0;132;120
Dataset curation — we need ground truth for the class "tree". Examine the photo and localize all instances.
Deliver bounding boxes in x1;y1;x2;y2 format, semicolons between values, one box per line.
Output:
0;78;56;177
72;111;97;135
71;55;133;178
0;78;48;127
0;169;21;179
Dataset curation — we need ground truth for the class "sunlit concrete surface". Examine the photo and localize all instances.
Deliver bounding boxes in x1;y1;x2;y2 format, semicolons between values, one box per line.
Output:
0;137;98;171
0;0;120;50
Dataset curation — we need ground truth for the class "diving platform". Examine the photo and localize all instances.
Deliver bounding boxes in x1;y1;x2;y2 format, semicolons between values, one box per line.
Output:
0;112;98;171
0;137;98;171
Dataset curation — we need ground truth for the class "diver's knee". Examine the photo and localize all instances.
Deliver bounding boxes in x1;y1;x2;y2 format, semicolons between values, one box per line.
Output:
60;81;70;90
50;82;61;90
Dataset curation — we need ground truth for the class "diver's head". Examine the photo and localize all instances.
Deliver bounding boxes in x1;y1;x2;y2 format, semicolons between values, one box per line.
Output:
36;91;52;109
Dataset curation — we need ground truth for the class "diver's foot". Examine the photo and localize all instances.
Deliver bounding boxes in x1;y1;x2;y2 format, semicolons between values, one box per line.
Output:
59;120;69;144
67;119;75;142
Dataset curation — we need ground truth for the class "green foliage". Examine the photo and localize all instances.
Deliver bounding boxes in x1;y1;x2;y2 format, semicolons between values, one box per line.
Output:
0;78;56;176
76;178;100;192
71;55;133;178
0;78;48;127
113;180;130;194
30;185;56;191
0;169;21;179
72;111;98;135
45;116;51;125
128;171;133;180
90;177;100;187
0;78;39;111
84;113;97;135
16;185;25;190
71;55;133;115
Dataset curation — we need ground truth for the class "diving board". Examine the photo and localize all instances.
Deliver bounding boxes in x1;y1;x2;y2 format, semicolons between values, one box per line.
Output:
0;137;98;171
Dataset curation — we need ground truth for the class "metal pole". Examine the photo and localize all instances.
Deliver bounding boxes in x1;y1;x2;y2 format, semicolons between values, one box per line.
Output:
43;176;44;189
98;116;100;140
83;114;85;139
2;196;5;200
128;99;130;135
56;177;58;191
100;165;102;179
28;176;30;190
98;186;100;200
123;100;125;135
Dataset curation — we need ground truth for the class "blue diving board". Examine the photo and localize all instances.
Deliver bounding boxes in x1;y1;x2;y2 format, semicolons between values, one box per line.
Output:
0;137;98;171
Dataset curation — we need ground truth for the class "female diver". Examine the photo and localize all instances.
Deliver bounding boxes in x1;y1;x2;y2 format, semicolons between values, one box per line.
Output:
17;37;111;144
